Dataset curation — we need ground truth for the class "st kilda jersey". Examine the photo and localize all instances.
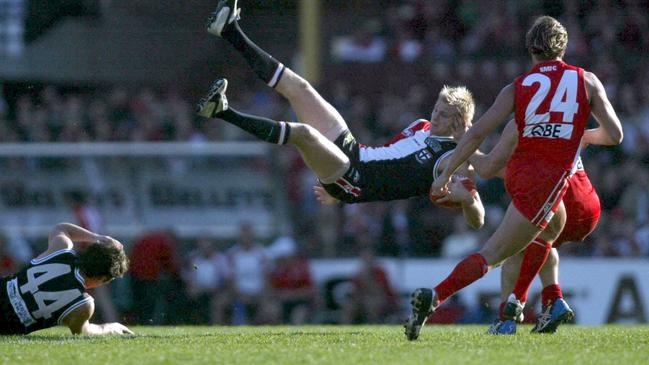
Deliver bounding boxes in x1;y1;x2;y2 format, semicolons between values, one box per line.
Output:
322;119;457;203
0;249;92;334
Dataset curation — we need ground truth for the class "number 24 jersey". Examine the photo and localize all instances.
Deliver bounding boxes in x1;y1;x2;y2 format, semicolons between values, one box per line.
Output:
512;60;591;172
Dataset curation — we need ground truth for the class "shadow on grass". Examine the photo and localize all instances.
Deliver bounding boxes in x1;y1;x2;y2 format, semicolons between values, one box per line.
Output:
1;334;136;342
1;329;366;343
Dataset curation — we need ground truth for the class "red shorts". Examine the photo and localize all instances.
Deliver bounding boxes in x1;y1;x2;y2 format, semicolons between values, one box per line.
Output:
505;165;571;230
554;170;601;246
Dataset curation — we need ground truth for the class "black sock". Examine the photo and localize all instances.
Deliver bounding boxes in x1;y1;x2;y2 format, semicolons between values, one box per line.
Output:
222;21;285;87
217;107;291;144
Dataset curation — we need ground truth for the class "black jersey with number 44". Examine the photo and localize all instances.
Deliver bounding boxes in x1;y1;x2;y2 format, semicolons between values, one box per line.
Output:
0;249;92;334
322;119;457;203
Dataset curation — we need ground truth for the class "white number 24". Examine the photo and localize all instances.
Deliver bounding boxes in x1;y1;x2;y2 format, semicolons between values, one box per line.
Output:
20;263;81;320
522;70;579;125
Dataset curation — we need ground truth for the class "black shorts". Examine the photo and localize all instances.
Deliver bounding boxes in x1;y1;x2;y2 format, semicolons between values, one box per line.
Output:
321;130;365;203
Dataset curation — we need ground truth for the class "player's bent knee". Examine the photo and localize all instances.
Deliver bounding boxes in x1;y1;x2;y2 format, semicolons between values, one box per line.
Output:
290;124;318;142
294;76;311;92
478;249;501;267
501;262;516;276
283;71;313;96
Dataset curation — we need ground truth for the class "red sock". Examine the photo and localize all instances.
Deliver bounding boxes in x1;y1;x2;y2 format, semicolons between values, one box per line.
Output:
498;302;506;320
435;253;488;303
512;239;552;303
541;284;563;307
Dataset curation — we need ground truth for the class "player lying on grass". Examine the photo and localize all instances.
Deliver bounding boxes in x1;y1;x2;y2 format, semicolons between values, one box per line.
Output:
0;223;132;335
196;0;484;228
405;15;622;341
471;121;603;334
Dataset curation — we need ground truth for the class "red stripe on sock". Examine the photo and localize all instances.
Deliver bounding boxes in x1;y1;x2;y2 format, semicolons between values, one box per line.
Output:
434;253;488;303
512;239;552;303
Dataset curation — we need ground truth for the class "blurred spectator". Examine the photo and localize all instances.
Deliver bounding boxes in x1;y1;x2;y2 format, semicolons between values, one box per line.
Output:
379;201;412;257
332;19;386;63
0;233;17;276
618;165;649;225
0;0;647;261
227;223;271;325
340;248;399;324
183;236;230;325
267;236;316;325
441;215;480;258
635;224;649;257
0;0;25;57
428;295;467;324
129;230;182;324
65;190;120;323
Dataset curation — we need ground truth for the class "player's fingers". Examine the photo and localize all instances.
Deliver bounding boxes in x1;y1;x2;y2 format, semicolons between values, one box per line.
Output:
450;181;467;192
432;186;448;196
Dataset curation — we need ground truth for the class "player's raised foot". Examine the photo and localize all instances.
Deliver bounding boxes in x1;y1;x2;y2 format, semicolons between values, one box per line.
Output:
486;319;517;335
486;294;523;335
502;294;524;321
404;288;437;341
207;0;240;37
197;78;229;118
531;298;574;334
486;320;503;334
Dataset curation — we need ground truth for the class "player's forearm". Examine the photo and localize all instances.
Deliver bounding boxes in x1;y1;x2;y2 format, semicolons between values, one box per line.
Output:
443;129;485;179
78;323;108;335
52;223;102;243
469;151;500;179
461;196;484;230
78;322;133;336
588;73;623;145
583;128;621;146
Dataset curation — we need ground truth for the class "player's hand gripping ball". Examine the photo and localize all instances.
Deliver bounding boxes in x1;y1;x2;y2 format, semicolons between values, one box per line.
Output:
429;175;478;209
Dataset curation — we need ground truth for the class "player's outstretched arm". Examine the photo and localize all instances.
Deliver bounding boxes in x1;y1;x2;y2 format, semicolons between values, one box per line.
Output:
459;185;484;230
470;120;518;179
432;84;515;194
48;223;121;252
61;299;134;336
585;72;623;145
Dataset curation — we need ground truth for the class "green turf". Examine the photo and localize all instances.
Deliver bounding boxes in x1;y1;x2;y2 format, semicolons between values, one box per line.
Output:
1;325;648;365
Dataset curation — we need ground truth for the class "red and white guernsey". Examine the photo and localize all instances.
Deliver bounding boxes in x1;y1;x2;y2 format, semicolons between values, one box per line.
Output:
506;60;591;228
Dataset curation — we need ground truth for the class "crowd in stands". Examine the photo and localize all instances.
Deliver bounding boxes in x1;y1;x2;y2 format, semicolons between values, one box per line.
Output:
0;1;647;261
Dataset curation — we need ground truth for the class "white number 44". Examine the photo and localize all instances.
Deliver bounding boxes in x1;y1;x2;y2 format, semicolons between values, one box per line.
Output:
20;263;81;320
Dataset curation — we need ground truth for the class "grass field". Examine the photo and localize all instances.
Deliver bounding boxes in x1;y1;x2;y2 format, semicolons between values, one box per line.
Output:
1;325;648;365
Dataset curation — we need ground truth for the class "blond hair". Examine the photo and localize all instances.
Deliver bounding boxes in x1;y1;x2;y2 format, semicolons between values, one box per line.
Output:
438;85;475;129
526;16;568;60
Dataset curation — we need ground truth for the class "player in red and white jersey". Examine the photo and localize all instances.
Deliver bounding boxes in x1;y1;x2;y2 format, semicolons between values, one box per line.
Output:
471;121;602;335
405;16;622;340
196;0;484;229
